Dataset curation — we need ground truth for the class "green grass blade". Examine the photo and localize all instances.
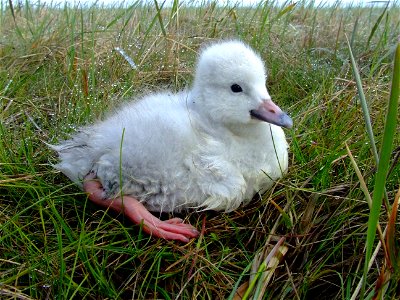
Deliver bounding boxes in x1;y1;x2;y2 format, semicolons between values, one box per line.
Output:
154;0;167;37
366;4;388;49
363;42;400;297
8;0;16;23
227;261;252;300
350;15;359;49
347;38;379;164
271;2;297;22
106;3;137;29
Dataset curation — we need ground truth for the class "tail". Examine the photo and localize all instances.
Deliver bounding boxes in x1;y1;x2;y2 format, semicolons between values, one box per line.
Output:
48;131;94;187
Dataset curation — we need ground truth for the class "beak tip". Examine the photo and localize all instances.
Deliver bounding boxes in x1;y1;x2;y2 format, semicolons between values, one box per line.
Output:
250;109;293;129
250;100;293;129
281;114;293;129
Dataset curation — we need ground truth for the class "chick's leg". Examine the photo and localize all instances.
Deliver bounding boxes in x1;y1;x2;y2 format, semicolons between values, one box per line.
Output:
83;172;199;243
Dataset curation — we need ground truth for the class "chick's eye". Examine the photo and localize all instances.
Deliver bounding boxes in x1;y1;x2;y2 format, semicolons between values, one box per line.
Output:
230;84;243;93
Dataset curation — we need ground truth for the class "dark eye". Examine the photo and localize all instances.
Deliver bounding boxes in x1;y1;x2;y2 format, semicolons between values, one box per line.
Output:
230;84;243;93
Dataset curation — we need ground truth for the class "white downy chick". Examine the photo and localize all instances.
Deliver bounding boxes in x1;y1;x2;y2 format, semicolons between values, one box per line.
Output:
51;40;292;241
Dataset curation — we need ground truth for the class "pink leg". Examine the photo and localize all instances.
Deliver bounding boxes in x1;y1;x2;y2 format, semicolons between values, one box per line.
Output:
83;172;199;243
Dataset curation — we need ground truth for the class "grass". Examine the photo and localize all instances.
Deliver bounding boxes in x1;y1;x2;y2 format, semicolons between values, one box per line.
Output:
0;0;399;299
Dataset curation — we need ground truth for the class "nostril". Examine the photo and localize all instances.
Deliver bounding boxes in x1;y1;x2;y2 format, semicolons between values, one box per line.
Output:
268;109;276;114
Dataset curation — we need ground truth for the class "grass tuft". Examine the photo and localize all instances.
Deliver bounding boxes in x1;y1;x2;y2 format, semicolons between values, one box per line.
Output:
1;0;399;299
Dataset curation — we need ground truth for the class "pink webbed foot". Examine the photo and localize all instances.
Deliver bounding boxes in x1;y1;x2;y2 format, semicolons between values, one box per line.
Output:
83;172;199;243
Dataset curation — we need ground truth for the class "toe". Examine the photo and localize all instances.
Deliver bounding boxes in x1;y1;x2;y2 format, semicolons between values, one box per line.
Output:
164;218;184;224
156;221;199;238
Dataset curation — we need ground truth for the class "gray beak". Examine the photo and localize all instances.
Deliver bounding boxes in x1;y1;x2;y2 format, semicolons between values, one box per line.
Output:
250;100;293;129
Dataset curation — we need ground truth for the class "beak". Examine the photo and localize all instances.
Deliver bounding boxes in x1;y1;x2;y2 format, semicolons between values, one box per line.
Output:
250;100;293;129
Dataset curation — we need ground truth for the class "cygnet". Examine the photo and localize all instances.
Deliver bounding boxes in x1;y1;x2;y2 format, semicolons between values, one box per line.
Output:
51;40;293;242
